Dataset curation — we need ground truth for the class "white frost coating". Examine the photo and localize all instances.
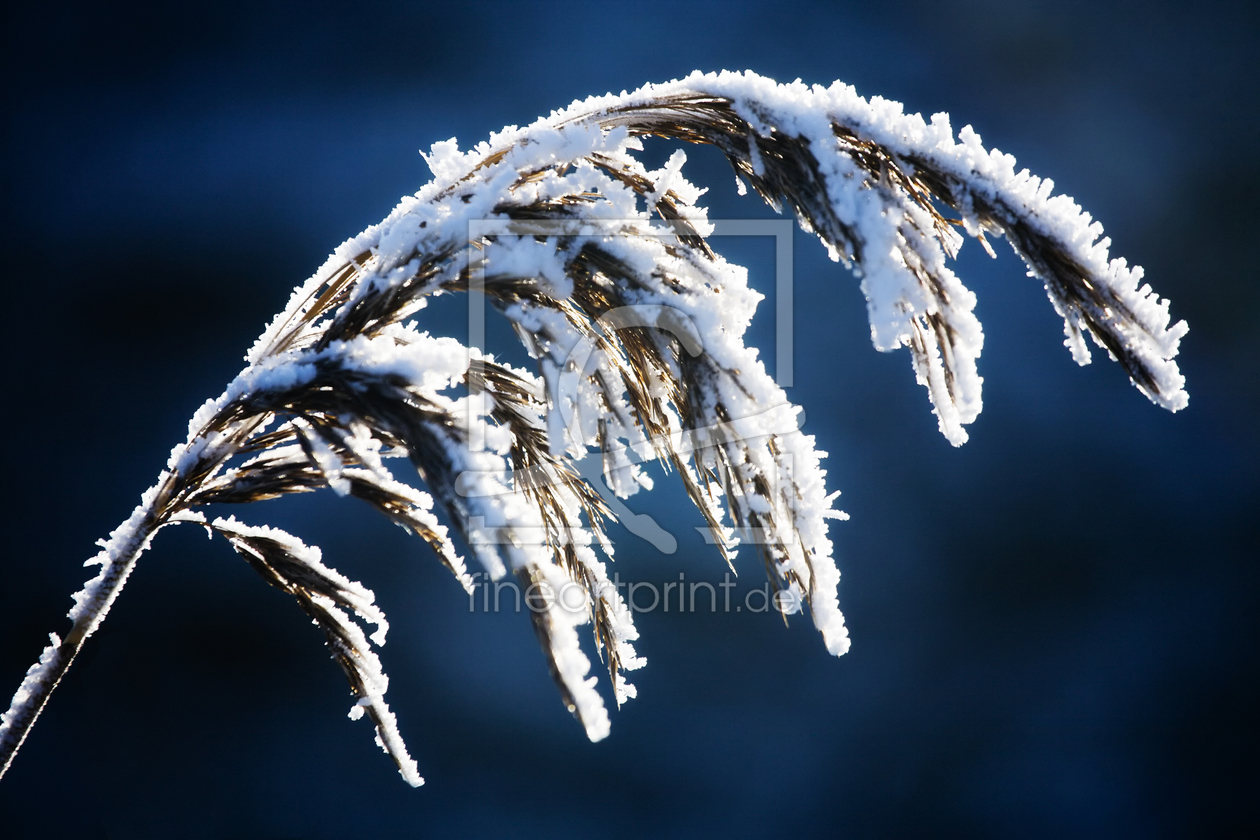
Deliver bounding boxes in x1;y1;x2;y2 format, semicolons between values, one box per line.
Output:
434;383;619;732
325;330;472;393
5;70;1187;786
210;516;421;786
211;516;390;646
538;70;1185;418
1;471;187;773
364;346;620;738
71;483;167;626
466;349;647;709
0;634;62;741
294;418;351;496
534;563;611;741
457;146;853;652
344;467;472;593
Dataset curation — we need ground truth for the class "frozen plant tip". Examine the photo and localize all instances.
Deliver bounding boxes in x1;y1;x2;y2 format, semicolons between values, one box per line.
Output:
0;71;1187;786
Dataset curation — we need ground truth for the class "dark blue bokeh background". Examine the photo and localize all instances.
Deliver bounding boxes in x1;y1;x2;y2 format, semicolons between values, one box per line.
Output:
2;2;1256;837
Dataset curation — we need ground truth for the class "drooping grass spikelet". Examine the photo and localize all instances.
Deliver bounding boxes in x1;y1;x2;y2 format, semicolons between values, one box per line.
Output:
1;71;1185;785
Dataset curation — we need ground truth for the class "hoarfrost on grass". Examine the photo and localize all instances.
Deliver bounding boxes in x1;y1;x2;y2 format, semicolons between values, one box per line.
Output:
1;70;1185;786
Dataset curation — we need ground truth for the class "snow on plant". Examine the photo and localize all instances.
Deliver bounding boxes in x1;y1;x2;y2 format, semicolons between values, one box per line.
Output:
0;71;1187;787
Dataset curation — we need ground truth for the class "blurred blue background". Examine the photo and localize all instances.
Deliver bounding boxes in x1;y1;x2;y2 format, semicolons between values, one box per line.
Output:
1;1;1256;837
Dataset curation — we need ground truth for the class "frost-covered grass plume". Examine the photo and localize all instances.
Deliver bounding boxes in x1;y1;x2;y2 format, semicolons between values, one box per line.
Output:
0;71;1187;786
